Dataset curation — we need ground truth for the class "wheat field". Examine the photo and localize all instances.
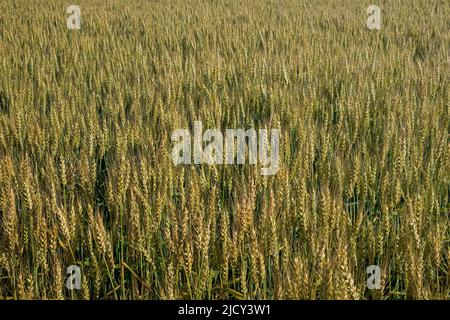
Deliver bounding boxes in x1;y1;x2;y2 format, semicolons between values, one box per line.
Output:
0;0;448;300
